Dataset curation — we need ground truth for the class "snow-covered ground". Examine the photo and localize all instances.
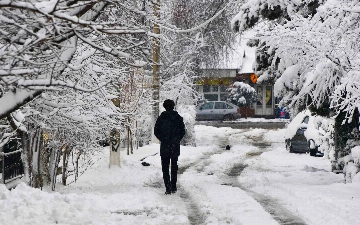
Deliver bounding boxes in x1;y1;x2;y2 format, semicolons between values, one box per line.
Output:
0;125;359;225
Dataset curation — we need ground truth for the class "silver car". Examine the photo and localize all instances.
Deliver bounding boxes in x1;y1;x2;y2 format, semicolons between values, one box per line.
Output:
196;101;241;121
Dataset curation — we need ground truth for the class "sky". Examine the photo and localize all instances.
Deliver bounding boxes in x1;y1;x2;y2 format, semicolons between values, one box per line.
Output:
0;122;359;225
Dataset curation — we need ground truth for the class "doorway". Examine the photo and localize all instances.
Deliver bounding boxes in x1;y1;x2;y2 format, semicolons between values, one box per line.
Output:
255;85;274;116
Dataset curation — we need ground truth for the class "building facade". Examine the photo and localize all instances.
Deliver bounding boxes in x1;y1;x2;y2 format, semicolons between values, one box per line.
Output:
197;31;278;118
197;69;277;118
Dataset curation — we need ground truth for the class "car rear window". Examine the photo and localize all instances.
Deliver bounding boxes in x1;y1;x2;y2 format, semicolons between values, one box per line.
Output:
302;116;309;124
226;104;233;109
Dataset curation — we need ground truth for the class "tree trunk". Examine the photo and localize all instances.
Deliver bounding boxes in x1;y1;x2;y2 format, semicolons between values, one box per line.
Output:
333;109;360;171
20;130;32;185
50;148;61;191
129;128;133;154
62;146;68;186
152;0;160;143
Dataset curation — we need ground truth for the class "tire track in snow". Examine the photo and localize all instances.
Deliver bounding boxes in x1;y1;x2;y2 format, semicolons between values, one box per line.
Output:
177;129;265;225
179;191;205;225
177;131;239;225
223;172;306;225
177;128;305;225
222;136;307;225
178;150;223;225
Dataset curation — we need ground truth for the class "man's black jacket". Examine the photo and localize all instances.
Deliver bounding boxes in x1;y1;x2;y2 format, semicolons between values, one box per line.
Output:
154;110;185;157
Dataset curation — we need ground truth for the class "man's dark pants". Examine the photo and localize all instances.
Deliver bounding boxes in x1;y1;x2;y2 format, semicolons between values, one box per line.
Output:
161;156;178;192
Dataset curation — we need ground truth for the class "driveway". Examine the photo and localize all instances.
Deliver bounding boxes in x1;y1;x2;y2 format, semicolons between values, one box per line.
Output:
196;118;288;129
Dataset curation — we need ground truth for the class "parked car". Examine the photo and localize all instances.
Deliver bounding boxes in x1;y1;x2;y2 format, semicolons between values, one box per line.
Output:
285;110;332;156
196;101;241;121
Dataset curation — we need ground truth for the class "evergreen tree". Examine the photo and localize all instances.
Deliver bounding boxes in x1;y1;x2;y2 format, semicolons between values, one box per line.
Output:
228;82;257;119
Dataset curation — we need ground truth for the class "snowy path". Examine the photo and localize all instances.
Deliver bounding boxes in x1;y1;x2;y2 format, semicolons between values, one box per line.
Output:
177;128;305;225
236;129;359;225
1;125;359;225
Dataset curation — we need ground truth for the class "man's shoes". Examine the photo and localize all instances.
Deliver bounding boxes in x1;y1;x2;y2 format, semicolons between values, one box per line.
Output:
171;187;177;193
165;190;171;195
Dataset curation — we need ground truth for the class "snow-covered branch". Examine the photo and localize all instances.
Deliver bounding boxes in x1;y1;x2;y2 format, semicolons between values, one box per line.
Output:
17;79;111;92
343;8;360;13
0;89;42;120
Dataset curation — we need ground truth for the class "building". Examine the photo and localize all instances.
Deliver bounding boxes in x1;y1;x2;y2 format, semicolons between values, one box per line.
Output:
197;32;277;118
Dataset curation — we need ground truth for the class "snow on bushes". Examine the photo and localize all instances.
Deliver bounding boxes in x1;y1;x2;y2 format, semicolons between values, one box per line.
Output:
228;81;257;107
178;105;196;146
342;146;360;183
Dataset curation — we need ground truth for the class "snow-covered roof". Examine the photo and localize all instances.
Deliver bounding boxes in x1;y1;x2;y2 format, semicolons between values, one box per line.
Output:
238;31;256;74
200;31;256;72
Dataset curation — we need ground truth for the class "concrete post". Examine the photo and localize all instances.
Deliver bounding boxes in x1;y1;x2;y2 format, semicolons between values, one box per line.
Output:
109;128;121;167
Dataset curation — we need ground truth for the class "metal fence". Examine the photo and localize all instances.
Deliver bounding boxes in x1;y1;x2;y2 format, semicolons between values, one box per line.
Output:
0;139;24;184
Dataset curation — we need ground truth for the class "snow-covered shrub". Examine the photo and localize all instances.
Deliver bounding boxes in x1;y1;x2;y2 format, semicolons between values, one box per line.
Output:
311;116;334;160
178;105;196;146
333;126;360;175
352;147;360;164
228;82;257;107
342;145;360;183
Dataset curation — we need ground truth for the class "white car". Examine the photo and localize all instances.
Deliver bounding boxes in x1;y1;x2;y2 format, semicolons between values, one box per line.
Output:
196;101;241;121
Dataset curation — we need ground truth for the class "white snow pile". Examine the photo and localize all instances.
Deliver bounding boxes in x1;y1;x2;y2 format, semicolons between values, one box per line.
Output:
342;146;360;183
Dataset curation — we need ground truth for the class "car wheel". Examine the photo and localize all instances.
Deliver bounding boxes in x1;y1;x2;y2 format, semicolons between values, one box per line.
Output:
223;114;230;121
308;139;317;156
230;114;235;121
289;146;294;153
285;140;292;152
309;147;317;156
287;141;294;153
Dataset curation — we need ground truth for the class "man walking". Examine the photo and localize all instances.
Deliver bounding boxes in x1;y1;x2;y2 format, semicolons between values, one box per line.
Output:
154;99;186;195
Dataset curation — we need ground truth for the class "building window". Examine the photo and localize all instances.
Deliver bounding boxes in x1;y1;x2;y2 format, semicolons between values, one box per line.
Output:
220;94;227;101
203;85;211;92
220;85;227;92
204;94;218;101
202;85;228;101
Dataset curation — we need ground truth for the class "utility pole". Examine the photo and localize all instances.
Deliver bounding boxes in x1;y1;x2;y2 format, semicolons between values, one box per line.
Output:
152;0;160;143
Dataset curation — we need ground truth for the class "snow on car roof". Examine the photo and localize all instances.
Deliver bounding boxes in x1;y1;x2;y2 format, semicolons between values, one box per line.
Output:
285;110;312;139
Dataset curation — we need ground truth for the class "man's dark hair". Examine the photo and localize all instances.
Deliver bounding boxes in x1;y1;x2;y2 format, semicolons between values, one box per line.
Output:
163;99;175;111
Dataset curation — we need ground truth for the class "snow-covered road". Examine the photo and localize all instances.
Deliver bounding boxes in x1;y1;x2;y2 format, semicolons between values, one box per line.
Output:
0;125;359;225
